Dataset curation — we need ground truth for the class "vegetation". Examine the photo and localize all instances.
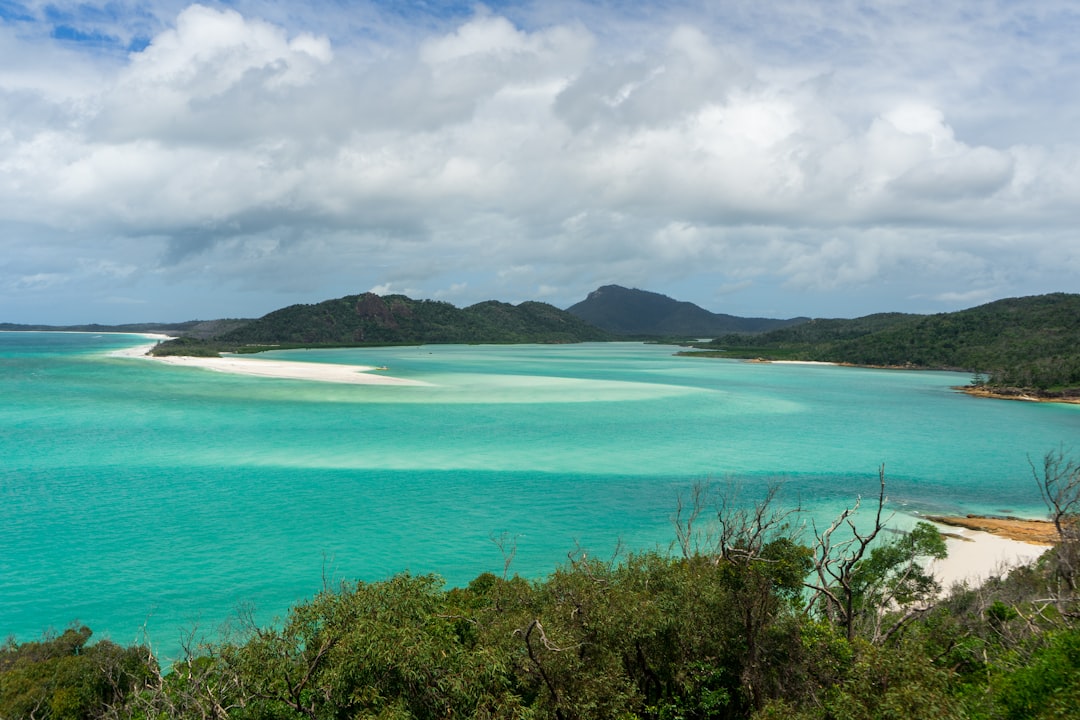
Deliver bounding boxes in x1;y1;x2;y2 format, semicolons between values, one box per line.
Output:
566;285;808;337
687;293;1080;396
18;289;1078;401
150;293;611;356
11;290;1080;400
0;320;248;338
6;456;1080;720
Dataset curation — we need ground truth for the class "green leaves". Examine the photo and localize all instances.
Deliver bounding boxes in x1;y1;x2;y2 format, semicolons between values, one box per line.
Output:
851;521;946;609
0;627;156;720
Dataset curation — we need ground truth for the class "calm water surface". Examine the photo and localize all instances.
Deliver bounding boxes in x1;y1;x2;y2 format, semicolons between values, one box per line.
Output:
3;332;1078;657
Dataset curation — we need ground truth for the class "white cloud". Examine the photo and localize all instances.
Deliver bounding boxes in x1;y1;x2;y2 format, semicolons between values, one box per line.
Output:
3;1;1080;323
12;273;67;291
935;289;996;305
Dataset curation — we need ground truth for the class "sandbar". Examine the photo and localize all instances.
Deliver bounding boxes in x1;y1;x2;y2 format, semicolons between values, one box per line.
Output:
770;360;838;366
112;343;430;386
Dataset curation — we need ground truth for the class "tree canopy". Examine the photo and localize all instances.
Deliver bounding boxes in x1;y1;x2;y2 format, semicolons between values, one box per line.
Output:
689;293;1080;396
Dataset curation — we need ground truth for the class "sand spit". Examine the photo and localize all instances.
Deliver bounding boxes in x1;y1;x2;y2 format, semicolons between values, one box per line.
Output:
112;343;430;386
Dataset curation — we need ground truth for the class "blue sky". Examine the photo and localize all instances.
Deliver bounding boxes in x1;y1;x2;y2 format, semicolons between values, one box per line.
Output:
2;1;1080;323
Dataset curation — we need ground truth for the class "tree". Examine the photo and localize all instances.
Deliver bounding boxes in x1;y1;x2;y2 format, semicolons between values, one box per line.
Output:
806;467;946;643
1032;448;1080;617
0;626;156;720
672;481;812;712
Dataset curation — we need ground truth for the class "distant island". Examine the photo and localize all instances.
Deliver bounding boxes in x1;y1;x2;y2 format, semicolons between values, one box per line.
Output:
682;292;1080;401
7;287;1080;401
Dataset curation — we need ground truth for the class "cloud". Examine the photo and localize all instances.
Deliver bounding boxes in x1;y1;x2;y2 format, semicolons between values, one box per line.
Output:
935;289;996;306
2;1;1080;323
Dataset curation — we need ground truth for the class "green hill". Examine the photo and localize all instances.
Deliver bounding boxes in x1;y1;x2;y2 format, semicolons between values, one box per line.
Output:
566;285;808;337
0;320;205;335
693;293;1080;395
152;292;610;355
0;318;251;339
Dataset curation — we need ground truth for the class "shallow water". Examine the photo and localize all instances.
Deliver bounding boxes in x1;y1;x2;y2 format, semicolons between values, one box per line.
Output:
2;333;1078;658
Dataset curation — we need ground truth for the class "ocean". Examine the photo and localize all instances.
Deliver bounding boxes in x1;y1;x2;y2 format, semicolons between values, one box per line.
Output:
2;332;1078;659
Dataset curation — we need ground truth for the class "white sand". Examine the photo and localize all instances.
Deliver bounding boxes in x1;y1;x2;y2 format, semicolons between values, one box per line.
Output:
770;360;838;365
111;342;430;386
930;523;1048;590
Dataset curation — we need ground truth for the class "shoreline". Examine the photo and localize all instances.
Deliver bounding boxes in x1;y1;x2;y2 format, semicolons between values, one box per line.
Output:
927;514;1057;545
958;385;1080;405
111;341;430;386
924;514;1053;589
740;358;839;366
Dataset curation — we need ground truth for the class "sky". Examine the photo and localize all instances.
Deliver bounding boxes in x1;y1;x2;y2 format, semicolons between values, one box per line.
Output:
2;1;1080;324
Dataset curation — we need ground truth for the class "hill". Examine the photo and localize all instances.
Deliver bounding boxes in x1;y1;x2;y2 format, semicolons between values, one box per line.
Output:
0;318;251;339
693;292;1080;395
0;320;200;335
152;292;610;355
566;285;808;337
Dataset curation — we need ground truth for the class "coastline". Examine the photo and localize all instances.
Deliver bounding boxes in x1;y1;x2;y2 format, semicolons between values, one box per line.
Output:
768;360;837;366
958;385;1080;405
111;341;430;386
926;515;1053;590
927;514;1057;545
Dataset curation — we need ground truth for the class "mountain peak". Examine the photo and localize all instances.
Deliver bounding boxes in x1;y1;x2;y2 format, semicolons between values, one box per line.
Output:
567;286;807;337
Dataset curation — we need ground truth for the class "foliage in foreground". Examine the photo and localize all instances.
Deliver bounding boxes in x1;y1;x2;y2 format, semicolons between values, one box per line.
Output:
5;459;1080;719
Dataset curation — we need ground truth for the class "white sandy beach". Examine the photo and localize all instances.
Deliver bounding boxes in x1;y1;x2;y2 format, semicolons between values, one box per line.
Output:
771;360;838;365
112;342;430;386
931;523;1049;590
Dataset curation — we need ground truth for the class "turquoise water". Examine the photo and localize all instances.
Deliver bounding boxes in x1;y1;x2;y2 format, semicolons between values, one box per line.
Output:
3;332;1079;658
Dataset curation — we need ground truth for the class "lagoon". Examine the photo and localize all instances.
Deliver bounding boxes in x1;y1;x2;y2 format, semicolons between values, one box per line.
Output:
2;332;1077;658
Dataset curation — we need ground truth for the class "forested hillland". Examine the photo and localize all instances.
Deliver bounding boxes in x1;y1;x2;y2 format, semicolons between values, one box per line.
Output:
150;293;611;355
566;284;809;337
0;319;249;338
12;290;1080;400
688;293;1080;397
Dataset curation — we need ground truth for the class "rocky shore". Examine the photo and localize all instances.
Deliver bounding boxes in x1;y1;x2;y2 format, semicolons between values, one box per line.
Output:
959;385;1080;404
928;514;1058;545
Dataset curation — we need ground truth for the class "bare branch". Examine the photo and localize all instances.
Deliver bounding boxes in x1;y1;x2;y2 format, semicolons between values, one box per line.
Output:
806;466;890;642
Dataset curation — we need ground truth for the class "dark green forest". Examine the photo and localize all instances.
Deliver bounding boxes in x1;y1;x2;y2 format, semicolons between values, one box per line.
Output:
6;460;1080;720
149;294;610;356
564;285;808;337
688;293;1080;397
